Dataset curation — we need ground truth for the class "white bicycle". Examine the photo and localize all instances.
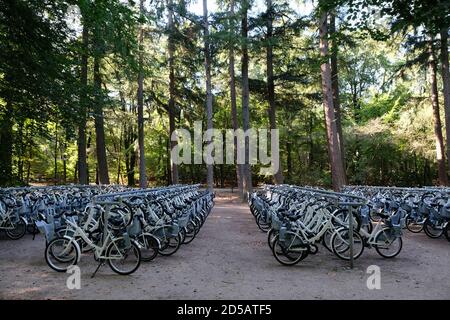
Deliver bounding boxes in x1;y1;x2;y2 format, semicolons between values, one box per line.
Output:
44;203;141;276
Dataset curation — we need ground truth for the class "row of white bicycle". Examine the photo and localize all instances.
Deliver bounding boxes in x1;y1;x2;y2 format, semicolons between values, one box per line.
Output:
249;185;406;266
1;184;215;276
0;185;129;240
343;186;450;242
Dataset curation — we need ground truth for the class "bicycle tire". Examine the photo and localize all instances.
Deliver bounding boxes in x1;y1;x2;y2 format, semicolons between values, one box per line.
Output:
136;233;159;262
405;216;423;233
45;237;80;272
267;228;277;250
330;228;365;261
444;223;450;242
271;235;308;266
374;228;402;258
107;238;141;275
158;235;181;256
6;218;27;240
423;219;443;238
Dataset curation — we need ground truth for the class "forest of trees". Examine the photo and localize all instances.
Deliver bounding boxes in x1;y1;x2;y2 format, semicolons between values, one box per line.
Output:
0;0;449;197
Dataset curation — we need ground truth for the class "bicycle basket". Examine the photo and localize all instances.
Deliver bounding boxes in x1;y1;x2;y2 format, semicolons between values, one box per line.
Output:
177;214;189;228
121;232;132;249
35;220;56;242
438;206;450;219
168;224;180;237
391;225;402;238
127;217;142;237
271;214;281;230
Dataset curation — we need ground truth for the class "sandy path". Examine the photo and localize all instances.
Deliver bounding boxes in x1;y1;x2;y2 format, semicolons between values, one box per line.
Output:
0;192;449;299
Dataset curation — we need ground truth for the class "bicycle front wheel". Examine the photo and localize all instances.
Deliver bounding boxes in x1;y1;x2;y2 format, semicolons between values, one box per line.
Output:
158;235;181;256
6;219;27;240
107;238;141;275
267;229;277;250
330;228;365;261
45;237;80;272
256;215;271;232
423;219;443;238
444;223;450;242
136;234;159;262
182;221;197;244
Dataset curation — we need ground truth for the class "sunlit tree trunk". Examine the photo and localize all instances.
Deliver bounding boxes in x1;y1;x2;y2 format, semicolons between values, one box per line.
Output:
329;12;345;172
167;0;178;184
229;0;243;197
319;11;346;191
241;0;252;199
428;38;448;186
54;122;58;185
0;100;13;186
78;21;88;185
440;29;450;176
266;0;283;184
203;0;214;191
137;0;147;188
93;55;110;185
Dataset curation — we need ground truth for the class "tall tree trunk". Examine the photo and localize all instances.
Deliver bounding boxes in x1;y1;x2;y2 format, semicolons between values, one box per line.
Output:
329;12;345;171
117;128;122;183
17;120;24;182
286;139;292;182
229;0;244;197
440;29;450;175
93;55;110;184
241;0;252;199
166;136;172;185
78;21;88;185
428;38;448;186
54;122;58;185
203;0;214;191
319;11;346;191
137;0;147;188
26;125;32;185
0;101;13;186
167;0;178;184
63;142;67;184
117;76;135;186
266;0;283;184
124;123;136;186
307;113;314;168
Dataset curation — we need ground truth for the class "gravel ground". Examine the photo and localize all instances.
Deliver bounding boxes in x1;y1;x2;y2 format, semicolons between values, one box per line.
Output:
0;192;449;300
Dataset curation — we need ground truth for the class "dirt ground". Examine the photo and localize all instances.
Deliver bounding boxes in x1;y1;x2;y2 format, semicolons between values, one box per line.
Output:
0;192;449;300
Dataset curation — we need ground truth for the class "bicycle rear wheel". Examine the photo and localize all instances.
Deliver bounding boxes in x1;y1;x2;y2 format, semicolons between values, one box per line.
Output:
405;216;423;233
271;235;308;266
374;228;402;258
107;238;141;275
135;233;159;262
423;219;443;238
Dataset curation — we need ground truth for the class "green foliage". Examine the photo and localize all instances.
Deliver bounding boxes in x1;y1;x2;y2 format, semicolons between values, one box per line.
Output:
0;0;448;187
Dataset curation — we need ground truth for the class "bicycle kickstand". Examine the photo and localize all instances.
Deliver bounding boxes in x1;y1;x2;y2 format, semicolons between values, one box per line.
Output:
91;260;105;278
